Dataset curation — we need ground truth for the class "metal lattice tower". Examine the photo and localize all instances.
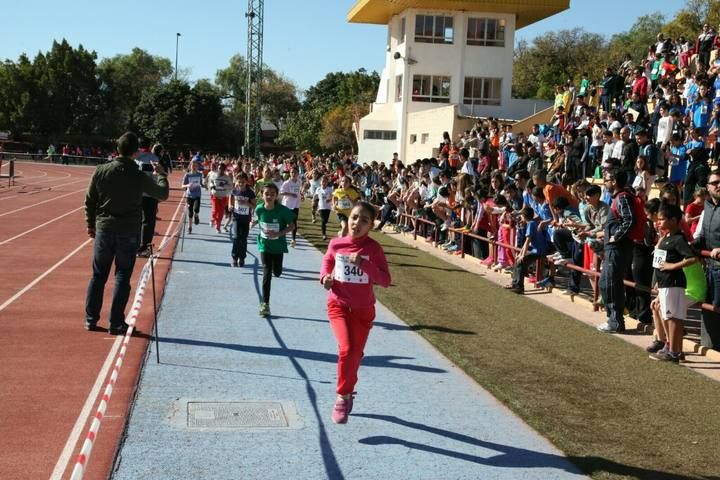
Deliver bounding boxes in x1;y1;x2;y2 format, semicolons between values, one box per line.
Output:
244;0;264;158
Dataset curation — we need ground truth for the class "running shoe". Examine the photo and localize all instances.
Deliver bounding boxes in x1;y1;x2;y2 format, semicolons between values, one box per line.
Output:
109;322;131;336
231;258;239;267
194;216;199;226
290;240;297;248
649;350;680;363
645;339;666;353
331;397;352;424
259;303;270;317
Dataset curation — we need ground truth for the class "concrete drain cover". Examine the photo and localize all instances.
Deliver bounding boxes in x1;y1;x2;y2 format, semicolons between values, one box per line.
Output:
187;402;289;429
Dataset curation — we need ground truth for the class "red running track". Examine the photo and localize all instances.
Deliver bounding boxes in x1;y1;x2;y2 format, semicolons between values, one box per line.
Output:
0;162;186;480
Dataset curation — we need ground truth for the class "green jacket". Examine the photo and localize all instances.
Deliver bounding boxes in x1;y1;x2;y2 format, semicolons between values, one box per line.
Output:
85;156;170;234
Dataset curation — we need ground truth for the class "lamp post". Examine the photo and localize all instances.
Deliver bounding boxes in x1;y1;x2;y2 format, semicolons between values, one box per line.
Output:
175;33;181;81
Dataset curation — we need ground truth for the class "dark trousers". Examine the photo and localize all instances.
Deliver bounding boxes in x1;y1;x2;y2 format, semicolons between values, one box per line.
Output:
186;196;200;218
377;204;395;229
628;244;653;324
319;209;331;236
702;266;720;349
85;230;139;328
512;253;540;292
140;197;158;249
261;252;284;303
600;243;633;328
231;218;250;261
472;228;488;259
291;208;299;240
553;229;583;293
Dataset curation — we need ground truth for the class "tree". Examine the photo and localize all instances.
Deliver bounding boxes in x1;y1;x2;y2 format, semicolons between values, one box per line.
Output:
277;108;323;153
663;0;720;40
32;39;102;136
97;48;172;136
320;105;356;152
607;13;666;66
0;56;38;138
512;29;607;99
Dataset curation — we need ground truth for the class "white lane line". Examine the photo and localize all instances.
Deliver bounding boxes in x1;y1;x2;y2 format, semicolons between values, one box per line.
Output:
51;194;185;479
0;187;86;217
0;206;84;246
0;239;92;313
48;336;122;480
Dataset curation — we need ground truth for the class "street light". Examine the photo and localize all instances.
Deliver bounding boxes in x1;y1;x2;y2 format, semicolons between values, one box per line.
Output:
175;33;181;81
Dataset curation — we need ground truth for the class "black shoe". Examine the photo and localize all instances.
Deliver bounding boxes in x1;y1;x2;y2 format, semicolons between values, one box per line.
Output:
231;258;239;267
109;323;130;335
85;321;100;331
194;215;200;225
239;259;245;267
646;339;666;353
137;247;151;258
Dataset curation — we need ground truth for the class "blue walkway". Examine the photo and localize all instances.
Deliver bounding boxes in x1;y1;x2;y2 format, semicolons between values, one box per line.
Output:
112;201;587;480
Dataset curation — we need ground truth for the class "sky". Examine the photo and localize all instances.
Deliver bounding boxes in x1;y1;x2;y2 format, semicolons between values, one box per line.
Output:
1;0;688;92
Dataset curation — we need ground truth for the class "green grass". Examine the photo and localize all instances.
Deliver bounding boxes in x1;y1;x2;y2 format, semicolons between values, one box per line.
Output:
299;202;720;480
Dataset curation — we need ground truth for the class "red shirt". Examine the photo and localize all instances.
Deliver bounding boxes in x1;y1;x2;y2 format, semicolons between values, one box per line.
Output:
685;202;704;236
320;235;391;309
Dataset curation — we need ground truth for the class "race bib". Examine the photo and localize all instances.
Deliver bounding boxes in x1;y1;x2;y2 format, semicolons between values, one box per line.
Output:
701;105;708;115
651;68;658;75
716;89;720;98
653;249;667;269
338;198;352;210
236;205;250;215
334;254;369;284
260;222;280;239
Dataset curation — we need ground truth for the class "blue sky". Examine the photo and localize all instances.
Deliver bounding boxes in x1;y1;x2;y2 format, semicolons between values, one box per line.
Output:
1;0;687;91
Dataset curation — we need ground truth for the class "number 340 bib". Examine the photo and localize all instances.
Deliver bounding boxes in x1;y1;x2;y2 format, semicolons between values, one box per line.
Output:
334;254;369;284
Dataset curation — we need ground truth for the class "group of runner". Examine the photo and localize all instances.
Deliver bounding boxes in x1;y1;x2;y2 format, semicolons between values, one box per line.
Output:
179;153;390;424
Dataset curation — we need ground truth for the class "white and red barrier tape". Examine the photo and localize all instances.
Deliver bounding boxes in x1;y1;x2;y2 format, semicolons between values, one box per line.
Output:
69;200;186;480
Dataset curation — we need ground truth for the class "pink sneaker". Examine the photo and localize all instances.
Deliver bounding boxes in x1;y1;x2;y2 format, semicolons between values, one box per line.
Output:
331;397;353;424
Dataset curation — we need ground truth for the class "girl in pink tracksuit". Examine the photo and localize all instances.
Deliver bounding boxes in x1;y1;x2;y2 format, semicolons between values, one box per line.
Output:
320;201;391;424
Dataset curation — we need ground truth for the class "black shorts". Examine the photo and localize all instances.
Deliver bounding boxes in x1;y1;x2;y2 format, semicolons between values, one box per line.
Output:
337;213;348;223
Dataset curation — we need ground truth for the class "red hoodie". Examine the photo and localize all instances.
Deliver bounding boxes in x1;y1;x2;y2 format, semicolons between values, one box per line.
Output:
320;235;391;309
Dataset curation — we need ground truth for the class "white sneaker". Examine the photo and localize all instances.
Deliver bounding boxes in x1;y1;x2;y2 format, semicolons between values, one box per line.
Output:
596;322;618;333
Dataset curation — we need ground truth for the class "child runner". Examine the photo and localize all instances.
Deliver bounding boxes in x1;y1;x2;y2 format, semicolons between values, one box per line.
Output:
253;183;296;317
181;161;204;233
646;203;700;363
230;173;256;267
332;176;361;237
280;167;303;248
315;176;334;241
320;202;391;424
208;163;233;233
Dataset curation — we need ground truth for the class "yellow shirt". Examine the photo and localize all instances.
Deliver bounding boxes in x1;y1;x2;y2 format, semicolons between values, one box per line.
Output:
332;187;360;216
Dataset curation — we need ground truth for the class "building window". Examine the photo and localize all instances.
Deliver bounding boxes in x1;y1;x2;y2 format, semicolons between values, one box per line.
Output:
467;18;505;47
400;17;406;43
364;130;397;140
395;74;403;102
463;77;502;106
409;134;417;144
415;15;453;44
412;75;451;103
421;133;429;144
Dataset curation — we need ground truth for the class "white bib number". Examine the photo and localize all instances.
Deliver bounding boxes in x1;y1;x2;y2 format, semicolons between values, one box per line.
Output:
334;254;369;284
260;222;280;239
236;205;250;215
338;198;352;210
701;105;708;115
653;249;667;269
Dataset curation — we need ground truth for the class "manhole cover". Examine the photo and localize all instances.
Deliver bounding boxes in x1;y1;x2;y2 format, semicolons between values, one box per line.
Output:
187;402;289;429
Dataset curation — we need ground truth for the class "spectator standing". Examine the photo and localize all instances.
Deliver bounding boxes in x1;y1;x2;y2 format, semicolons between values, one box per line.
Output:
694;169;720;349
84;132;169;334
135;140;160;256
597;169;636;333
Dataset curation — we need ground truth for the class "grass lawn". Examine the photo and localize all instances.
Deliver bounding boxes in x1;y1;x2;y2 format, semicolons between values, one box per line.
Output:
298;201;720;480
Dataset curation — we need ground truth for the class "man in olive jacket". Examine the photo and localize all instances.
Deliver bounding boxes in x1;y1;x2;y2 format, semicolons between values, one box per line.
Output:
84;132;170;334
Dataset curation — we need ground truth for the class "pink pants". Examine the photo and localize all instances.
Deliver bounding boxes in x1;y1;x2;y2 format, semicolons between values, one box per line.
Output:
328;299;375;395
210;196;229;228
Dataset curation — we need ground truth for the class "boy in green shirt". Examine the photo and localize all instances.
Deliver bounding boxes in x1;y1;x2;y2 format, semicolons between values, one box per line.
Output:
253;182;296;316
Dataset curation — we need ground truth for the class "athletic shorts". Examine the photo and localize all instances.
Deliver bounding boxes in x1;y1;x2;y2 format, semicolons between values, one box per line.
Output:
337;213;348;223
657;287;691;321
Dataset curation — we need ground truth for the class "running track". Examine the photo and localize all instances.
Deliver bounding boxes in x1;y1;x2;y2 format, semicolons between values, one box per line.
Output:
0;162;185;480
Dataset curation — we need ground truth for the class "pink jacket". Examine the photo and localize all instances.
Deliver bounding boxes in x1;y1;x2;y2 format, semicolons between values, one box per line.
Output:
320;235;391;309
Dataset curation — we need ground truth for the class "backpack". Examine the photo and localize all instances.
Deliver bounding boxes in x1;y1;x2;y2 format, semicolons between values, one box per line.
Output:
611;191;647;243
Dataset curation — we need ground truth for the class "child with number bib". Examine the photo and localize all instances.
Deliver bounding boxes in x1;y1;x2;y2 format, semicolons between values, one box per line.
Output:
253;183;296;317
230;173;256;267
320;202;391;424
646;204;701;363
